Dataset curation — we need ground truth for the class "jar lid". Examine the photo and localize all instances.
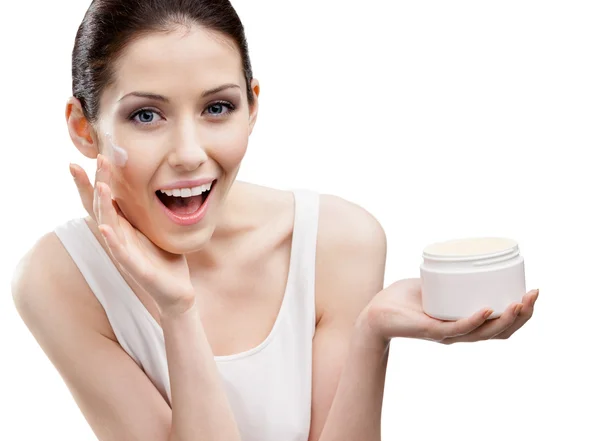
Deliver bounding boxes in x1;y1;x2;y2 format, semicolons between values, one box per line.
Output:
423;237;519;261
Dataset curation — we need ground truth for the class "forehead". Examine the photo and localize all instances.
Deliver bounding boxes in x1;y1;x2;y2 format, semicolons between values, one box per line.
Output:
111;25;243;93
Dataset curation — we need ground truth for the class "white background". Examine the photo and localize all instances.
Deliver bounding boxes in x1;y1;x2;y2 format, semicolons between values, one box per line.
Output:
1;0;598;440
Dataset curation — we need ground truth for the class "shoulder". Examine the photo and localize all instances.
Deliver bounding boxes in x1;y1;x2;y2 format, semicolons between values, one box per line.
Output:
244;182;387;279
317;193;387;254
12;233;173;439
12;231;72;307
314;193;387;325
11;230;114;340
243;182;387;258
220;181;387;322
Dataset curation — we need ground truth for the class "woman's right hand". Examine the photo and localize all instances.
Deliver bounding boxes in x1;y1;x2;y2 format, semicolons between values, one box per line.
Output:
69;154;197;316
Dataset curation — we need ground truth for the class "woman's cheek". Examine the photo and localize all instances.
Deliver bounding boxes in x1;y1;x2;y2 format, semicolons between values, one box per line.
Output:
110;160;153;216
211;126;249;168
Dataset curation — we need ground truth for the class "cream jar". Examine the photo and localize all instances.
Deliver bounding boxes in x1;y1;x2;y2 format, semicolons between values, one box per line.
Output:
420;237;526;320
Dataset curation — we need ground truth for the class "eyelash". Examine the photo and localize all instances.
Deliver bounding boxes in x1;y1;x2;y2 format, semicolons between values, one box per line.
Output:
128;101;237;126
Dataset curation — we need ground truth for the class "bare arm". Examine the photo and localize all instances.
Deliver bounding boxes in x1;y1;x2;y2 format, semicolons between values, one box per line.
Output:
308;197;538;441
307;196;388;441
161;301;240;441
314;314;390;441
12;232;240;441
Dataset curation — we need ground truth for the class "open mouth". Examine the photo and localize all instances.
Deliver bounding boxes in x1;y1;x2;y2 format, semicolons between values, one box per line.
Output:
155;179;216;217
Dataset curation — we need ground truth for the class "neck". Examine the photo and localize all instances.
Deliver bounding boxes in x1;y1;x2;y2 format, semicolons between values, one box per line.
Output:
183;180;256;270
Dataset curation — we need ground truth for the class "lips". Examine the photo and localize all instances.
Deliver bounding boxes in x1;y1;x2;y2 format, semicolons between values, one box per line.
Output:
155;179;216;226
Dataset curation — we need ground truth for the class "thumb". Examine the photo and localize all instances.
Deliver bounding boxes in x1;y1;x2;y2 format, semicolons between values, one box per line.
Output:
70;163;95;220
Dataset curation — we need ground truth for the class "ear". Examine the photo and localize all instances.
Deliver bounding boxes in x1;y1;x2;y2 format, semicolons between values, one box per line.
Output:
248;78;260;136
65;97;99;159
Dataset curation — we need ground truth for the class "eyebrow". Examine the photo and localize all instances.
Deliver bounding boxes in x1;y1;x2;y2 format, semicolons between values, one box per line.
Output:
118;83;241;103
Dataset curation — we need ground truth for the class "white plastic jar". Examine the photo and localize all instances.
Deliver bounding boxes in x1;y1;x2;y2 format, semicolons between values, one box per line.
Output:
420;237;526;320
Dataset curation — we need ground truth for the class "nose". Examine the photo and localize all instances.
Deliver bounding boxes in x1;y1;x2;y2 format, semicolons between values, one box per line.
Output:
167;126;209;172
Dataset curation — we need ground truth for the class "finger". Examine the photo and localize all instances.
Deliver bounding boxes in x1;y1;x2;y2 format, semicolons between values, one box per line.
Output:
92;157;101;221
70;163;95;219
95;153;113;188
93;154;113;219
523;289;540;309
492;289;539;340
442;302;523;344
97;182;126;244
98;224;130;269
99;224;154;289
429;308;493;341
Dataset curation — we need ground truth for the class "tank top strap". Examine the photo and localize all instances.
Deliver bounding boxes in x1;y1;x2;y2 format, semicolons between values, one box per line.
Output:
287;189;320;336
53;218;149;365
54;217;172;402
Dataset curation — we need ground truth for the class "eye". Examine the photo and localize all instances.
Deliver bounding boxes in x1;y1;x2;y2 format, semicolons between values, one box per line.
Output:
129;108;163;126
204;101;236;117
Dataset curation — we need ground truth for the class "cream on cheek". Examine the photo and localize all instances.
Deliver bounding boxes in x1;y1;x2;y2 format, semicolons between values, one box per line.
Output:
104;132;129;167
100;132;153;226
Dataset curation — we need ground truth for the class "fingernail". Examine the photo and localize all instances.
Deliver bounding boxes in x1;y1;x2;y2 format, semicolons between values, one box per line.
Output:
69;163;76;178
484;310;493;319
514;304;523;315
97;154;103;170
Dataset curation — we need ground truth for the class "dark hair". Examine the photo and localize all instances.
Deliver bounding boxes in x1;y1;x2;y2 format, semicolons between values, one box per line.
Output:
72;0;254;124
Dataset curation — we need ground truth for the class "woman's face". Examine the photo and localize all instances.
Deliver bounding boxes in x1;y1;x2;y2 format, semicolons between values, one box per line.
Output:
95;25;259;254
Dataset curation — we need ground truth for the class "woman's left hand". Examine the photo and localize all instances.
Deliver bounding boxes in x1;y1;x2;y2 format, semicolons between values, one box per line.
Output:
361;278;539;345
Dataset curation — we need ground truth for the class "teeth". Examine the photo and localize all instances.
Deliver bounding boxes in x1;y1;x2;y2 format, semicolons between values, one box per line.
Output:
159;181;213;198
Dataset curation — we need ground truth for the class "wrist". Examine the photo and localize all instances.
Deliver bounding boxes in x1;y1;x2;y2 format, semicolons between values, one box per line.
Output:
355;309;390;352
159;294;197;320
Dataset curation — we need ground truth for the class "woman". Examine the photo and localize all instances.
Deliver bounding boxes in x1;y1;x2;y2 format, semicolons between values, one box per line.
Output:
11;1;539;441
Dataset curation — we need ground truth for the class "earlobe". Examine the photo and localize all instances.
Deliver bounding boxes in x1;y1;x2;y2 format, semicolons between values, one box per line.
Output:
248;79;260;135
66;97;99;159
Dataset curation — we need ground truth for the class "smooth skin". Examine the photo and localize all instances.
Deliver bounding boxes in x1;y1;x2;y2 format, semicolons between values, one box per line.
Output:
11;24;538;441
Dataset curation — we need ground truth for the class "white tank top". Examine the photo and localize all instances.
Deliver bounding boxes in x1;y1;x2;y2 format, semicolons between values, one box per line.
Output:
54;189;320;441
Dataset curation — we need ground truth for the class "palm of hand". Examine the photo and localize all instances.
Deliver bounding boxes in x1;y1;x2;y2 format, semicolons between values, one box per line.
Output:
366;278;539;344
367;279;447;341
119;220;193;300
71;154;196;315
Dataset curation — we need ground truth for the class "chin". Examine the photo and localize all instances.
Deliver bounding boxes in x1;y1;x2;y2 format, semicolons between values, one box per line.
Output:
149;223;216;255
